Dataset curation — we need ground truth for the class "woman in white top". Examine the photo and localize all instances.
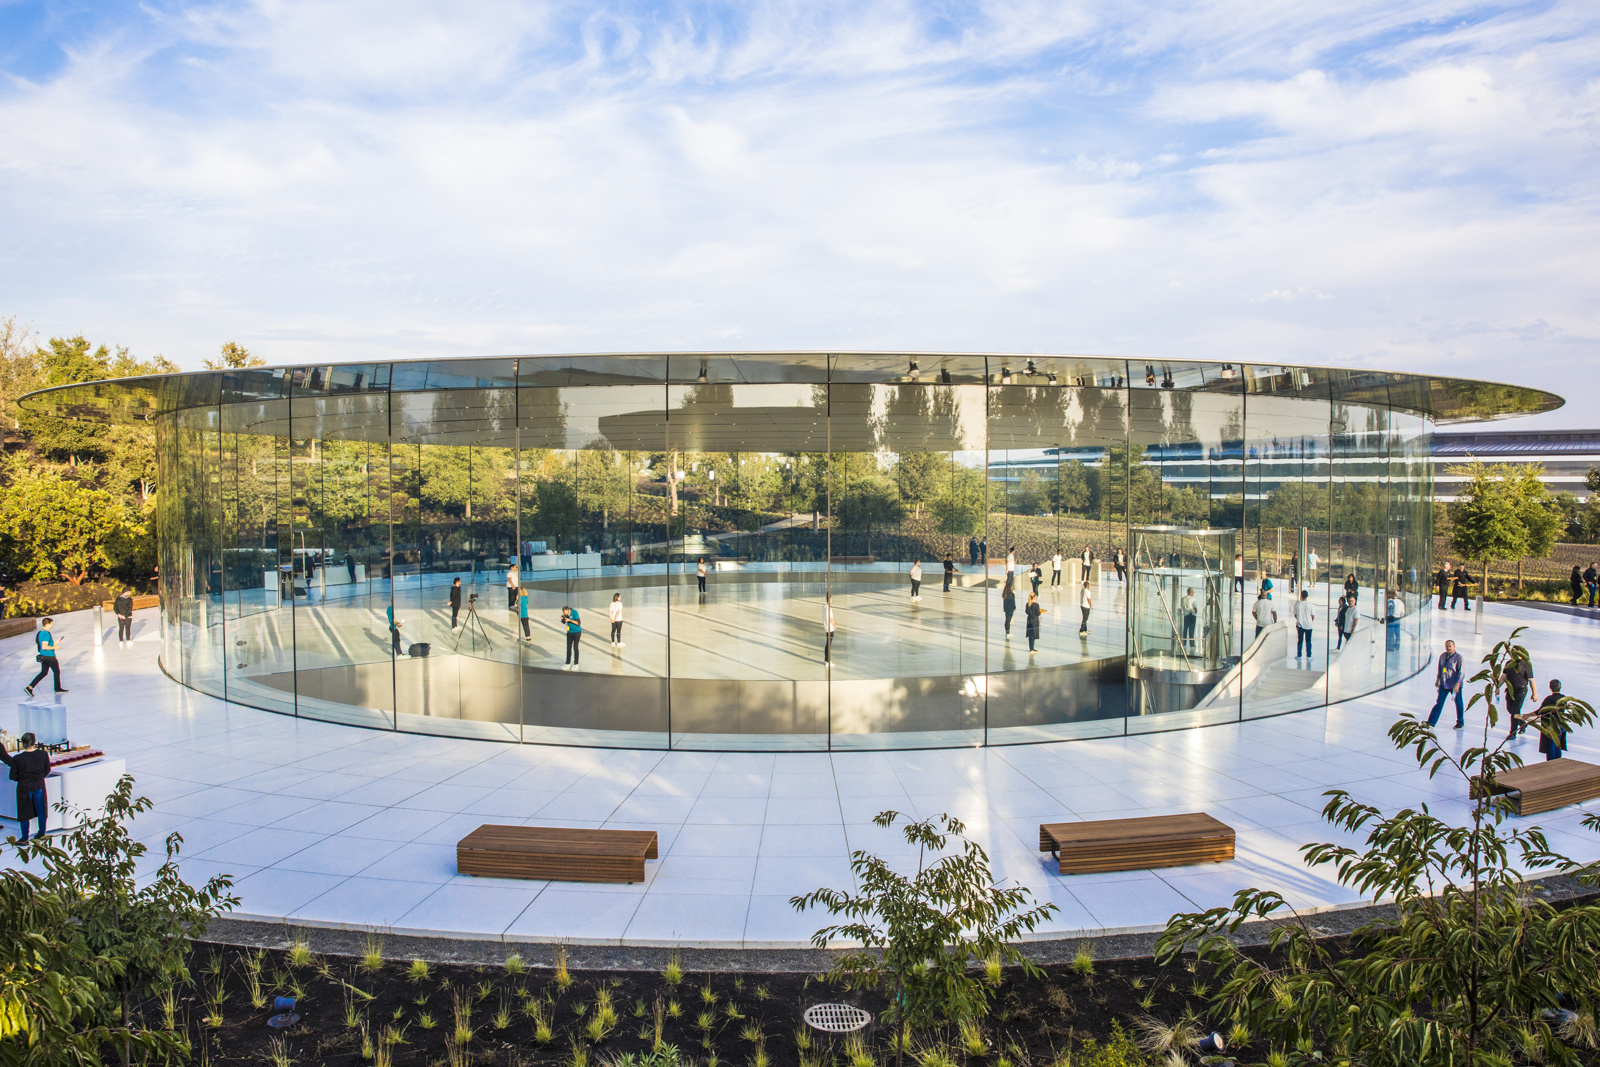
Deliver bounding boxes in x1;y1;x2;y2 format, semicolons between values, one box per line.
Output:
696;557;708;596
506;567;520;610
824;594;836;666
1079;582;1092;635
609;593;624;645
909;560;922;600
1050;550;1062;587
1005;547;1016;575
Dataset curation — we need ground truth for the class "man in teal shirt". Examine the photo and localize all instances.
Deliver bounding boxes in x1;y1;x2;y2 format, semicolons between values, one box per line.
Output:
562;604;582;668
25;617;66;696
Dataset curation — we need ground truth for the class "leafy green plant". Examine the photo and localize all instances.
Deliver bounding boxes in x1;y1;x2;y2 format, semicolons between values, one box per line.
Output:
417;1012;437;1030
792;811;1057;1067
407;958;430;982
1157;627;1600;1066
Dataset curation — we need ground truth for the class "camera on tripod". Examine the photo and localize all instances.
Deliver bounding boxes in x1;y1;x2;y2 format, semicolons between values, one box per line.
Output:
467;592;479;603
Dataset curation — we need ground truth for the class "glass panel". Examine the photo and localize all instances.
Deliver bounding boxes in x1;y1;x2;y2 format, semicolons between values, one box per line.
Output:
667;355;828;750
1325;384;1388;703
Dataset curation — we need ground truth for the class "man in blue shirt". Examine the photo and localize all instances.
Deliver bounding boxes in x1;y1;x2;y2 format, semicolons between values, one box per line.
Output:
24;617;66;697
1427;639;1465;729
562;605;582;668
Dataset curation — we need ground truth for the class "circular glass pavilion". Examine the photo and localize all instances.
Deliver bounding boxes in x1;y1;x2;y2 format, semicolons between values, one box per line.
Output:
22;353;1560;751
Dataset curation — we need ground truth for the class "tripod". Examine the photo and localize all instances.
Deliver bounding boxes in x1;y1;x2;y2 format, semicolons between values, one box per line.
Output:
451;595;494;654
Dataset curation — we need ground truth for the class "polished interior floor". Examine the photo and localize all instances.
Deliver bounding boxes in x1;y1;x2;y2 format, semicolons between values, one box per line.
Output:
3;599;1588;947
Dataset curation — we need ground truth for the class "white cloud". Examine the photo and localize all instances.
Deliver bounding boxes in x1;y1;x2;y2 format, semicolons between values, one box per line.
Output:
0;0;1596;426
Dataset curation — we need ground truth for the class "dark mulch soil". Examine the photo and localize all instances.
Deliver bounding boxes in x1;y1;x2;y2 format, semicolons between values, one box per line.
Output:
175;940;1240;1067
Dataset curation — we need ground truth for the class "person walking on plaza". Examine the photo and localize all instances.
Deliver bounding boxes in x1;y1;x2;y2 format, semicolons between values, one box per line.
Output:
1252;589;1276;640
1002;576;1017;637
1294;588;1315;666
1535;680;1570;760
1436;565;1450;610
518;587;531;641
1113;548;1127;582
24;618;65;698
1029;561;1043;596
448;577;463;630
1334;595;1349;649
1340;592;1359;647
696;557;708;598
943;553;956;592
1503;648;1537;740
1005;546;1016;577
823;594;835;667
1450;567;1472;610
0;732;51;842
1078;582;1092;636
909;560;922;601
506;566;519;610
1386;589;1405;653
1024;591;1046;654
561;604;582;668
1181;587;1198;652
1233;552;1245;592
1288;553;1300;594
1082;545;1094;578
114;588;134;644
1427;638;1466;729
386;604;402;655
1571;565;1584;606
1586;562;1599;608
609;592;624;646
1050;548;1062;587
1344;571;1359;609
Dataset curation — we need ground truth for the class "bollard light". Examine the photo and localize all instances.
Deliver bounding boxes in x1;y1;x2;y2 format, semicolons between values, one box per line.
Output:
1197;1032;1226;1055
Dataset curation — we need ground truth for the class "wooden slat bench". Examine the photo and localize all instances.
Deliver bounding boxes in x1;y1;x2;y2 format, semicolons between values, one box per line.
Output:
1470;758;1600;815
0;618;37;640
1039;812;1235;875
457;825;658;883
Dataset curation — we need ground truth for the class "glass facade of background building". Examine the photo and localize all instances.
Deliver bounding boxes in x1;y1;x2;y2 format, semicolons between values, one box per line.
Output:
24;354;1560;751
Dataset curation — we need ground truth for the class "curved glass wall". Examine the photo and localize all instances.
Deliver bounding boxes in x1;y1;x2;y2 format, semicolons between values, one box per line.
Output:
28;353;1563;751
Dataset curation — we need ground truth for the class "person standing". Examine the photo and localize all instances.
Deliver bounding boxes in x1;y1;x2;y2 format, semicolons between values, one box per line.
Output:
1343;571;1359;610
1181;587;1198;652
1288;553;1300;594
1294;589;1315;666
1333;595;1348;649
1004;546;1016;577
823;594;835;667
696;557;708;598
345;552;356;584
562;604;582;667
386;604;402;655
113;588;134;644
1571;565;1584;607
1078;582;1092;636
968;537;979;566
1082;545;1094;578
978;537;988;564
1113;548;1126;582
1233;552;1245;593
609;592;624;646
1029;561;1043;595
0;732;51;842
506;566;520;610
25;618;65;697
1450;567;1472;610
1251;589;1276;641
1024;591;1046;654
909;560;922;601
1386;589;1405;654
1050;548;1062;587
1427;639;1466;729
1435;565;1450;610
1535;681;1570;760
1306;548;1319;587
1586;563;1599;608
943;553;956;592
518;587;531;641
1002;576;1017;637
448;577;463;631
1503;649;1537;740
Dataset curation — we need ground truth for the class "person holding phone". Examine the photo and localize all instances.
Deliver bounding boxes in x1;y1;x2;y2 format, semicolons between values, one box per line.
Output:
24;618;65;697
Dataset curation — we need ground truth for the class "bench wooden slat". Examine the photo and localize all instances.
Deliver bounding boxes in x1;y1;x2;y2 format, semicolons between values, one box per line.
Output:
1470;758;1600;815
1039;813;1234;875
458;825;658;883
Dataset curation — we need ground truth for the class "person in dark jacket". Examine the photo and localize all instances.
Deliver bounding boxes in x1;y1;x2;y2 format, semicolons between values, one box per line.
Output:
942;553;956;593
1586;564;1599;609
0;732;51;841
1436;566;1450;610
1535;680;1570;760
448;577;463;631
113;589;134;643
1024;591;1047;653
1572;566;1585;606
1450;568;1472;609
1001;577;1017;637
1503;649;1538;740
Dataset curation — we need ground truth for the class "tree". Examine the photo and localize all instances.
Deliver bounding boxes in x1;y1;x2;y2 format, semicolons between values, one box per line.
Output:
1010;468;1046;516
21;337;173;463
834;475;906;555
0;457;140;584
1050;460;1089;518
1448;461;1561;596
203;341;265;369
792;812;1058;1067
9;775;237;1067
0;315;41;431
893;451;944;518
1156;627;1600;1067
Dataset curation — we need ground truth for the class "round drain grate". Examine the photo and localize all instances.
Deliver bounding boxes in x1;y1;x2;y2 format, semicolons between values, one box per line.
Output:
803;1003;872;1033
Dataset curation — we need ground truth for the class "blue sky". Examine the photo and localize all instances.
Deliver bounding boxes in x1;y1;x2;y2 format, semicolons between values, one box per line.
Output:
1;0;1596;427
